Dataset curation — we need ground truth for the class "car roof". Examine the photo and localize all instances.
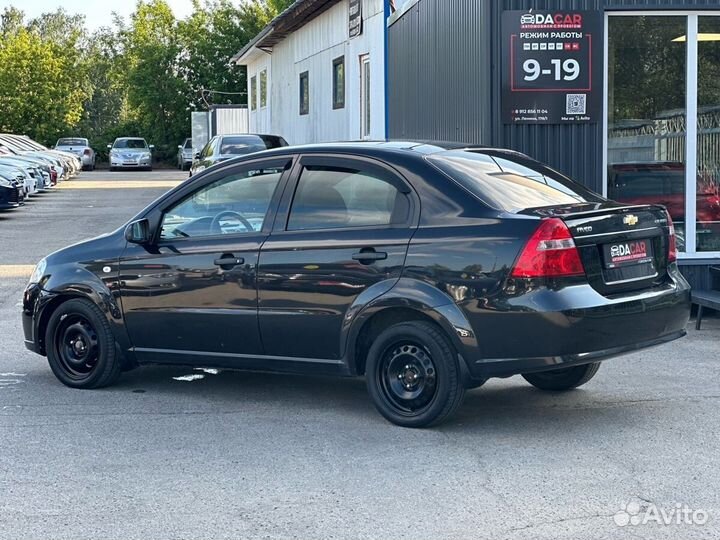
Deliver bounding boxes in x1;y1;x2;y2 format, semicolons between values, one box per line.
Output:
248;140;526;158
219;133;282;138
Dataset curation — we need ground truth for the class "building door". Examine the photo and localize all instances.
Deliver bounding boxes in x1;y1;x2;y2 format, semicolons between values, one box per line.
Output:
605;12;720;259
360;54;371;139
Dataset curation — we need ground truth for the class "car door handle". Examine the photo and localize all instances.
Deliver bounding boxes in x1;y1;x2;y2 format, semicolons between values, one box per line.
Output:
214;256;244;267
352;250;387;263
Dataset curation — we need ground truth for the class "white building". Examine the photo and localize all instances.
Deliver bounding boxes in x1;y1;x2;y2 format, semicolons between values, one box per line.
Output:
233;0;387;145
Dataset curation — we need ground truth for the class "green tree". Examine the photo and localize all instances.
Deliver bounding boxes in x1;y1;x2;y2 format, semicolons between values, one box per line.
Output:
0;25;87;143
122;0;187;158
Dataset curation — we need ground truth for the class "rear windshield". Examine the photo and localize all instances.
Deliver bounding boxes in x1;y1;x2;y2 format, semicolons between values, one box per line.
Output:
219;135;286;155
427;150;601;212
57;138;87;146
114;139;147;149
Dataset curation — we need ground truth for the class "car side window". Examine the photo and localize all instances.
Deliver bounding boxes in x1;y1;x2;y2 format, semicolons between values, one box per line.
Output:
160;166;285;240
201;139;215;159
287;165;409;231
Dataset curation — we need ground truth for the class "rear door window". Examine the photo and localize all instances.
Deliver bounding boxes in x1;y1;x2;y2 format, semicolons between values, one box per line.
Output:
287;165;409;231
427;150;602;212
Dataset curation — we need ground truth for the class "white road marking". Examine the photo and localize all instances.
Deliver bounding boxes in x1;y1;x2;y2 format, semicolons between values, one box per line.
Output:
194;368;220;375
172;374;205;382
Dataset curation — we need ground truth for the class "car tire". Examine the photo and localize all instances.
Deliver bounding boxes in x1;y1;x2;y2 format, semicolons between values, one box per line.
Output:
522;362;600;391
365;321;465;428
45;298;122;389
109;167;115;172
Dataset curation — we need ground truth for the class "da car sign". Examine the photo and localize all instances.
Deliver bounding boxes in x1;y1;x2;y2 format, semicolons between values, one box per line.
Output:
502;10;603;124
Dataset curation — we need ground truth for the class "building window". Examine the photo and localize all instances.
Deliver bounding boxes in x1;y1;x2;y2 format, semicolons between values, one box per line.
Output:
260;69;267;108
250;75;257;111
299;71;309;115
606;14;720;255
360;55;371;138
332;56;345;109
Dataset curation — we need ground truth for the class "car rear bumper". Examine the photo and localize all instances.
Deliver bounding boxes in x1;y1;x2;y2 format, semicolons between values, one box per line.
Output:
464;271;691;379
470;329;686;379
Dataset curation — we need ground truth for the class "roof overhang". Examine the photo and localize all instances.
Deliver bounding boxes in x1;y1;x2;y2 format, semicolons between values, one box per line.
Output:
232;0;341;65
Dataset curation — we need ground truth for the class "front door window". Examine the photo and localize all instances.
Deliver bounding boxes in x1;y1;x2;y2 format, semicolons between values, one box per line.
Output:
160;166;285;240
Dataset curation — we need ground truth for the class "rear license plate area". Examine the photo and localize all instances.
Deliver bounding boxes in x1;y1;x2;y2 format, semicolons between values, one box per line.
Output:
602;239;656;283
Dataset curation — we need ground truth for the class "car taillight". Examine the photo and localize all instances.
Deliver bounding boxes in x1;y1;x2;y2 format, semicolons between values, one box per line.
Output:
666;211;677;263
511;218;585;278
83;149;91;155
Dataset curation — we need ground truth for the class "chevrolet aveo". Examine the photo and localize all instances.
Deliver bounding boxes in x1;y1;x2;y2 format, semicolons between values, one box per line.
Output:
22;142;691;427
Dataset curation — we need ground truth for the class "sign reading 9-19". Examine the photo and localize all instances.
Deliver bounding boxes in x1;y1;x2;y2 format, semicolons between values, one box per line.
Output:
501;10;602;124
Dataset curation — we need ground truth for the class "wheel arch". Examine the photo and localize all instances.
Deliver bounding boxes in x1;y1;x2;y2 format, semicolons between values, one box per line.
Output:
34;273;135;369
343;278;480;378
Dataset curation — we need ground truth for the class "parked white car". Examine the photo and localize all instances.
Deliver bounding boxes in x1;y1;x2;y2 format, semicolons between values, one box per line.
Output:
54;137;96;171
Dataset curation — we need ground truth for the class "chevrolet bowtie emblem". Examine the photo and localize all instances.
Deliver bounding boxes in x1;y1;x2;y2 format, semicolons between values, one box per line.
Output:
623;214;639;226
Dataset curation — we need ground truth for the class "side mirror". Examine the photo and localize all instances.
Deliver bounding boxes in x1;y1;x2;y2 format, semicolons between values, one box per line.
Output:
149;144;155;150
178;145;182;149
194;152;201;160
107;144;112;149
124;219;152;244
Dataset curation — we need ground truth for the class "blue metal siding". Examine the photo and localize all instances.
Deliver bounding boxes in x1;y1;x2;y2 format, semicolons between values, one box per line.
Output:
387;0;492;144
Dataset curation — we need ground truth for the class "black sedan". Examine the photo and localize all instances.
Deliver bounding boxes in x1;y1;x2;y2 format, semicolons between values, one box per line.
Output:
0;173;21;209
189;133;287;177
22;142;690;427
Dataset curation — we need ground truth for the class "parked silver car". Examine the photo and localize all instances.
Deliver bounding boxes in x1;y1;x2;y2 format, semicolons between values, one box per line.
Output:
55;137;96;171
107;137;154;171
177;138;193;171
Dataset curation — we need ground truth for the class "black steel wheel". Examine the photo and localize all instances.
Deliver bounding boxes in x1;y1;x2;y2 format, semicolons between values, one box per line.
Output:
379;342;438;415
46;298;122;389
366;321;465;428
522;362;600;391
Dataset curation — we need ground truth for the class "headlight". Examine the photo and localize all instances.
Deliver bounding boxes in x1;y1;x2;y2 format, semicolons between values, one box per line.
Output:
28;258;47;284
142;152;151;159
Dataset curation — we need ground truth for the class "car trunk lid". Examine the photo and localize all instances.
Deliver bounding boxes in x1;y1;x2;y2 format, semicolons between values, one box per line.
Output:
519;202;674;294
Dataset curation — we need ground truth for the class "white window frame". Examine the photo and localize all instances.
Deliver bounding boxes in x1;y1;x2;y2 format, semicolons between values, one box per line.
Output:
360;54;371;139
603;10;720;259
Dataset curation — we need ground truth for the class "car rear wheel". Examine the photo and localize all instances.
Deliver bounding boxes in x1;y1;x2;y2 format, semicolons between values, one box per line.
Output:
45;298;122;389
366;321;465;428
522;362;600;391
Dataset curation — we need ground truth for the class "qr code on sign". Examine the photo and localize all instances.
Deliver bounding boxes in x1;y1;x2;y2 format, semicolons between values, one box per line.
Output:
566;94;586;115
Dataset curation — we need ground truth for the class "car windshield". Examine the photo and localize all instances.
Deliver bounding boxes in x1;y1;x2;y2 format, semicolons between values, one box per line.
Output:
427;150;602;212
183;139;193;149
57;138;87;146
114;139;147;149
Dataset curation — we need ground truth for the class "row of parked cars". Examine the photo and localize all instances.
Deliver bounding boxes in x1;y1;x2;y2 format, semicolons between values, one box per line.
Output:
0;134;83;211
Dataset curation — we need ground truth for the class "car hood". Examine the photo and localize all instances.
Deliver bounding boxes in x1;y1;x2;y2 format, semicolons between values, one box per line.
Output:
44;228;124;268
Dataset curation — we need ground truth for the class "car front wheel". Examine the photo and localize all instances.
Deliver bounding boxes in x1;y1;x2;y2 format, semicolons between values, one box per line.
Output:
45;298;122;389
366;321;465;428
522;362;600;391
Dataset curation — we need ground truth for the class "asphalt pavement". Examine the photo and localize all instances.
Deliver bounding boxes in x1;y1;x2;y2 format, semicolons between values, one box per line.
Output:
0;170;718;540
